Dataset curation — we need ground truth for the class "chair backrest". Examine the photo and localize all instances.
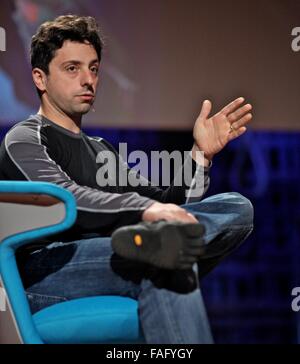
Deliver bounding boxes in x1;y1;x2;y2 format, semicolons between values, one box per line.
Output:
0;181;76;343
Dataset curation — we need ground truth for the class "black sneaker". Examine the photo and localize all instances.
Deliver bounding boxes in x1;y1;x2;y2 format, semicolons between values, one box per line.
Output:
111;220;206;270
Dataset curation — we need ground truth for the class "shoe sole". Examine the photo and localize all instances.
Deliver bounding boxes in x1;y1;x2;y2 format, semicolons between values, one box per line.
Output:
111;222;206;270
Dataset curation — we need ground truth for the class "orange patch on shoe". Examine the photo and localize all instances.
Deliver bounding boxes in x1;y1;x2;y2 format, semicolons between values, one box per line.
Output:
134;234;143;246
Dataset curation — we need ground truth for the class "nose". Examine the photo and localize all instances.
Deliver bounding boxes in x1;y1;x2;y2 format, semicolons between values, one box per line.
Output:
80;68;94;88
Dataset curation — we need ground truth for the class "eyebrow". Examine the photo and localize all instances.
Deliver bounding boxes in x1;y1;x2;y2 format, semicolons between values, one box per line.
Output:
61;59;99;67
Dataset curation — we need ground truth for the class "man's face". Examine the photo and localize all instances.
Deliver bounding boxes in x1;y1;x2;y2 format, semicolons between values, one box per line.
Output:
44;40;99;116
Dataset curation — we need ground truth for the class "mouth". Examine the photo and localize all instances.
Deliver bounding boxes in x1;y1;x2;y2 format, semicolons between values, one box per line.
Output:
77;94;94;101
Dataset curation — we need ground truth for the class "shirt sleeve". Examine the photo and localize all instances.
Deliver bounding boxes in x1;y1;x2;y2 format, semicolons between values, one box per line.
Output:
99;139;211;205
3;121;155;234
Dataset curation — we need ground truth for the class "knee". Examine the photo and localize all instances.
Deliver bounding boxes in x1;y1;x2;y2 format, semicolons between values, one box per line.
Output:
224;192;254;227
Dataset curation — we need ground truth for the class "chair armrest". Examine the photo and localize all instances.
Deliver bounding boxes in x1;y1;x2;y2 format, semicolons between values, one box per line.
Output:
0;193;61;206
0;181;76;248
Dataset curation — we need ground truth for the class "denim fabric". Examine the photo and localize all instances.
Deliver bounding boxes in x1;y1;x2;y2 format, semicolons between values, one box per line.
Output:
18;192;253;344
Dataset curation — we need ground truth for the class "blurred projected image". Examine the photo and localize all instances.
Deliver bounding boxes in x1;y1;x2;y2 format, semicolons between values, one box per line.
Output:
0;0;80;122
1;0;300;129
0;0;137;127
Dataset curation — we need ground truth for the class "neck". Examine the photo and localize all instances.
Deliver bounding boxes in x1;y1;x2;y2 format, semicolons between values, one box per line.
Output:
38;98;82;135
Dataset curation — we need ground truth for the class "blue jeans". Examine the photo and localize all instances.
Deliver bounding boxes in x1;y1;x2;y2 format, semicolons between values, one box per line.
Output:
18;192;253;344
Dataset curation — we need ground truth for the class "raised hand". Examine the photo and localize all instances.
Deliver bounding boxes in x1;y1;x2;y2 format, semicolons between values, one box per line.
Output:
193;98;252;160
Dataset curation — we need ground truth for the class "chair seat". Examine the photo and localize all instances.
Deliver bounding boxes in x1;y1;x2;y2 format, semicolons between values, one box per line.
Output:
32;296;142;344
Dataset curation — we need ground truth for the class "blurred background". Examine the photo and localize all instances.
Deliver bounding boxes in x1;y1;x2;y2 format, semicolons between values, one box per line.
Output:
0;0;300;343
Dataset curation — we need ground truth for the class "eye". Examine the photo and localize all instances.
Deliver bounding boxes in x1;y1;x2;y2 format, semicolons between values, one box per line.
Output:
66;65;78;73
91;66;99;75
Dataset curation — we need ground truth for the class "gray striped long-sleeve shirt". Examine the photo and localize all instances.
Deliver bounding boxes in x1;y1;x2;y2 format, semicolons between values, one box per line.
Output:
0;114;210;241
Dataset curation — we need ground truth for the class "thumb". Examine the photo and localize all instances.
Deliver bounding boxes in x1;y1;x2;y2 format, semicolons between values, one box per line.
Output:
199;100;212;119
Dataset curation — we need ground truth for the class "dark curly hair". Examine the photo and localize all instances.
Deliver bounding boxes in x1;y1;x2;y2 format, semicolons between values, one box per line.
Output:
31;15;104;75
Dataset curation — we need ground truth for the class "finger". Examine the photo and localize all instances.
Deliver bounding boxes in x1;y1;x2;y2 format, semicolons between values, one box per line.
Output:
186;213;198;223
177;214;198;224
228;104;252;123
199;100;212;119
221;97;245;116
167;213;197;224
231;113;252;129
228;126;247;142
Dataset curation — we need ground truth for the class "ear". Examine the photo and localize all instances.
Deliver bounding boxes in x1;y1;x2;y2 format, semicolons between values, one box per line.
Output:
32;68;48;94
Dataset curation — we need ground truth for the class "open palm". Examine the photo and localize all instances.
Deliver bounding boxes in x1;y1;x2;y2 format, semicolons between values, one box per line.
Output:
193;98;252;159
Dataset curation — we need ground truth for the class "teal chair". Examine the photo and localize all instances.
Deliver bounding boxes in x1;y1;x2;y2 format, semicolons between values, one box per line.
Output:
0;181;143;344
